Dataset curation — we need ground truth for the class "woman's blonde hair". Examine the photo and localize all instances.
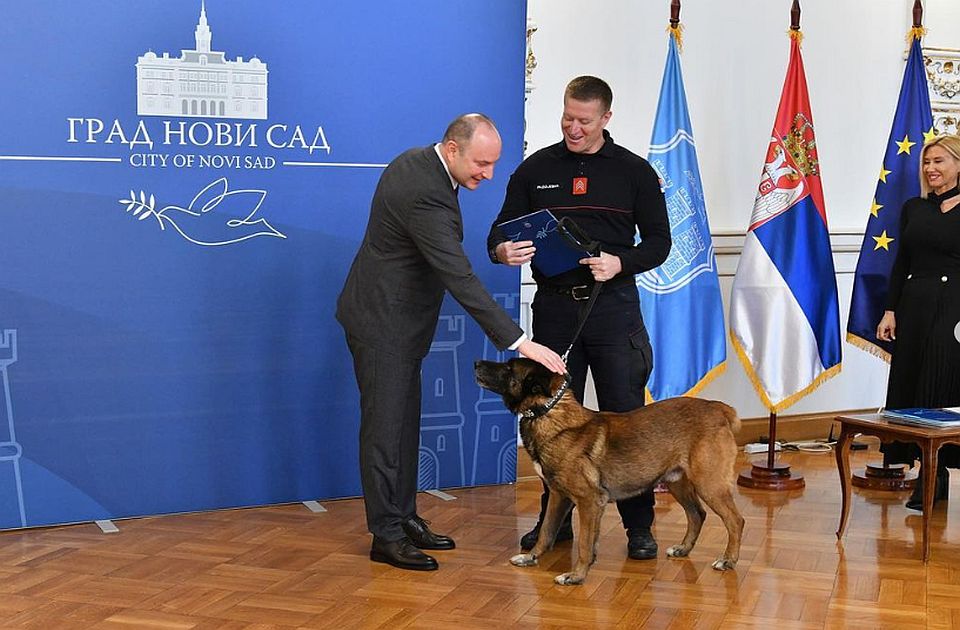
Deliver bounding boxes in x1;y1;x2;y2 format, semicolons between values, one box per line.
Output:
920;133;960;197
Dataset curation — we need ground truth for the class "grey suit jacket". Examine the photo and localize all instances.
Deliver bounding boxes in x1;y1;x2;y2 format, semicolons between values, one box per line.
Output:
337;145;522;359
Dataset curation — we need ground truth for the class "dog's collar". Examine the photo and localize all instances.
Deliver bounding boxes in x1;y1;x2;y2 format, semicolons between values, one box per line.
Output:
520;373;572;420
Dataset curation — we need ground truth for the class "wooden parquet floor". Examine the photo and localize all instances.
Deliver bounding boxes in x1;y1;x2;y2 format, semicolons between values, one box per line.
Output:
2;444;960;629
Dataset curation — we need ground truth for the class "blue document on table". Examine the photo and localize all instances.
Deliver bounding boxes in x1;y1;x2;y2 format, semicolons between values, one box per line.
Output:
497;209;593;277
882;407;960;427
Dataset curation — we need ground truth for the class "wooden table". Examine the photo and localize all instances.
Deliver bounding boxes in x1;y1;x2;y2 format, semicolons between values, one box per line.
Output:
835;413;960;562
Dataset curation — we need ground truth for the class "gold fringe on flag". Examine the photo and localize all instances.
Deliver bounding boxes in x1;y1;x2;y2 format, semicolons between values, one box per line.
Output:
730;331;842;414
771;362;842;413
845;332;892;364
667;23;684;52
787;28;804;45
683;360;727;398
906;26;927;44
644;360;727;405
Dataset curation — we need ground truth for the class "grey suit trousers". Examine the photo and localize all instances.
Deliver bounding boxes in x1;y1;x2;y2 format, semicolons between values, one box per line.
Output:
346;334;422;540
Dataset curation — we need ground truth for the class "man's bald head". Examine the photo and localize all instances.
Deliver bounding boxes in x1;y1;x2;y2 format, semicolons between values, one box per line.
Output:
442;113;499;147
440;113;501;191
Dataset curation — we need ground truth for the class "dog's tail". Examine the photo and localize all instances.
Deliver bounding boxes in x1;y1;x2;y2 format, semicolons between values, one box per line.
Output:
717;403;741;434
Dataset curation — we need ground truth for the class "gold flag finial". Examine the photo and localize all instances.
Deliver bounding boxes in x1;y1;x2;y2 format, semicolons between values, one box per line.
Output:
908;0;927;42
788;0;803;44
668;0;683;51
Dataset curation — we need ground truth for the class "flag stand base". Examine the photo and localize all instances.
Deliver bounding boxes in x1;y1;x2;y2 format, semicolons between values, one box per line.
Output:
737;462;805;490
737;412;805;490
852;463;916;491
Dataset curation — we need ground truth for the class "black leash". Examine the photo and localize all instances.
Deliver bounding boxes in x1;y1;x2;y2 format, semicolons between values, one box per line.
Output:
560;282;603;363
556;217;604;363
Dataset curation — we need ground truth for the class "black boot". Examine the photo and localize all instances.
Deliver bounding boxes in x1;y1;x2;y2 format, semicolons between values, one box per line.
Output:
626;528;658;560
519;518;574;552
905;466;949;511
520;486;573;551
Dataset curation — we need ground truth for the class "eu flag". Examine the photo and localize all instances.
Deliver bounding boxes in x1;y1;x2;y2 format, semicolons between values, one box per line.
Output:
847;35;934;360
638;33;726;401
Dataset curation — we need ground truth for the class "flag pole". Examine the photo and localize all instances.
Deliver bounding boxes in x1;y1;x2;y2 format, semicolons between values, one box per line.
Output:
738;408;804;490
735;0;807;491
642;0;727;402
850;0;927;493
767;412;777;470
908;0;927;42
668;0;683;50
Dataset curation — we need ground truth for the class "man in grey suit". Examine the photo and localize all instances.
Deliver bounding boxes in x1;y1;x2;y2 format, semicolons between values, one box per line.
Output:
337;114;565;571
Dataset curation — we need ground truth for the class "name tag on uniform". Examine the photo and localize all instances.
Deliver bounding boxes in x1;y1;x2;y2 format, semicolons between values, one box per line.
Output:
572;177;588;195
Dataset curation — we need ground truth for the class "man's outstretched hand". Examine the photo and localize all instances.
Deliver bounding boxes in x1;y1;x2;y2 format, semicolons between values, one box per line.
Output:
517;340;566;374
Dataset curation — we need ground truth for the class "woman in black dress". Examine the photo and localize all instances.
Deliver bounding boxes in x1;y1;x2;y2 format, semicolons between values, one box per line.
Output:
877;134;960;510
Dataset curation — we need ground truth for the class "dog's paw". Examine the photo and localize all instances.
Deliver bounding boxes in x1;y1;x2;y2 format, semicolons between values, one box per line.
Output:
510;553;538;567
554;572;585;586
666;545;691;558
711;558;737;571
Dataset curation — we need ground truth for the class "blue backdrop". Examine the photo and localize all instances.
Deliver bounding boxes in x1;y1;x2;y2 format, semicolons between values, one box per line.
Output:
0;0;525;529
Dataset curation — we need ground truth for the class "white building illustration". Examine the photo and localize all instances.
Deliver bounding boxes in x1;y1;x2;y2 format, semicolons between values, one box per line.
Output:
136;1;268;120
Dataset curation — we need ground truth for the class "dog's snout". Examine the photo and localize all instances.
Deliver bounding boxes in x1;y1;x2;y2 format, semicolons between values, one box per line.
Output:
474;361;503;391
474;360;495;377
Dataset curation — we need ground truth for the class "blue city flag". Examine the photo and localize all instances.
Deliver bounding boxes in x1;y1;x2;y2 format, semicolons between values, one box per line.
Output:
638;32;726;401
847;35;934;360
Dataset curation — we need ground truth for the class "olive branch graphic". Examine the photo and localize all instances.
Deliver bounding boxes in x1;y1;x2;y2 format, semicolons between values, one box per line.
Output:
119;190;162;226
117;178;286;247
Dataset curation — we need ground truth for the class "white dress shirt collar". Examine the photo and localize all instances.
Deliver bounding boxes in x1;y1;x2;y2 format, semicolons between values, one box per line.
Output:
433;143;459;190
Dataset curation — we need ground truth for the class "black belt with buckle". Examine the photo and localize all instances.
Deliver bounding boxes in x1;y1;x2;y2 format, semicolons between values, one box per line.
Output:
550;284;596;301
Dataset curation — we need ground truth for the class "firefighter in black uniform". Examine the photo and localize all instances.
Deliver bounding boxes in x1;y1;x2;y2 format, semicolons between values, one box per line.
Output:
487;76;671;559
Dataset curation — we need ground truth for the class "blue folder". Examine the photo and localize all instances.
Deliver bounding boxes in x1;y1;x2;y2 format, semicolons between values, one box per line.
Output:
497;209;593;277
882;407;960;426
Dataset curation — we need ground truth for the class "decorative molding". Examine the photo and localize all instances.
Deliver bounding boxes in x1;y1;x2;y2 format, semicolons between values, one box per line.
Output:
523;17;538;157
525;18;538;97
923;46;960;136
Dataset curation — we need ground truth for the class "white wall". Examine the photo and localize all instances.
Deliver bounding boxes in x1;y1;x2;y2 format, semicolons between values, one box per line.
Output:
927;1;960;49
522;0;959;420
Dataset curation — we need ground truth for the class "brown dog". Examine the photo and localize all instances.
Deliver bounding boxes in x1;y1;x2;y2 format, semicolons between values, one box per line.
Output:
474;357;744;585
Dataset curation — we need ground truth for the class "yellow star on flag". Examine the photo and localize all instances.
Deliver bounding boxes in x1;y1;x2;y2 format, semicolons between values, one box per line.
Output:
924;127;937;143
873;230;894;251
879;165;892;183
896;134;916;155
870;199;883;217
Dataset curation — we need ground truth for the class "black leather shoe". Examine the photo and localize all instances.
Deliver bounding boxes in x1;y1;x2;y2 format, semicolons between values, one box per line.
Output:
402;515;455;550
626;528;658;560
519;518;574;552
370;536;438;571
906;467;949;511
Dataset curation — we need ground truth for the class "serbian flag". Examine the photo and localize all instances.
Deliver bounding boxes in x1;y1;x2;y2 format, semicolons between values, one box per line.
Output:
729;32;842;412
846;34;934;360
639;30;726;401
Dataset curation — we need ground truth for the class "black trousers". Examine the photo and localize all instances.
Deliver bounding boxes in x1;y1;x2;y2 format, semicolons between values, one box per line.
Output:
531;281;655;530
346;334;422;541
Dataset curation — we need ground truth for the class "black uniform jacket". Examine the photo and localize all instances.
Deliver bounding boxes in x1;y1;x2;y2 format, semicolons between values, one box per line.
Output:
488;130;670;287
